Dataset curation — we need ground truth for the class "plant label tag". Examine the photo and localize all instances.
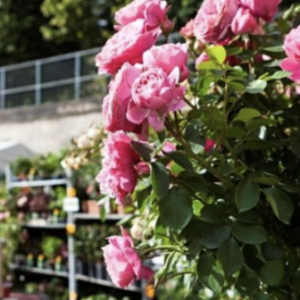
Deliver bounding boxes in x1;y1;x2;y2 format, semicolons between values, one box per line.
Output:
63;197;80;212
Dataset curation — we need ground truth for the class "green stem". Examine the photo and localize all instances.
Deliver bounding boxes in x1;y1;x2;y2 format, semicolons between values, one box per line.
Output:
140;245;185;256
166;271;193;279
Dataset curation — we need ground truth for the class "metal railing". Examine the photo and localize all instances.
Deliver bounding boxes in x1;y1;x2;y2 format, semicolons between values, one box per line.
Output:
0;48;108;109
0;33;182;110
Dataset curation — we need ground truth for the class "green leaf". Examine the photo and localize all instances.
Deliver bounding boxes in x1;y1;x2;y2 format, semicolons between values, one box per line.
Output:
235;178;260;212
202;225;231;249
198;255;224;294
159;187;192;230
185;297;204;300
262;243;284;261
265;71;291;81
197;60;221;70
262;45;284;53
206;45;227;64
255;294;274;300
201;203;226;224
151;162;170;199
234;108;261;123
218;238;244;276
164;151;193;171
245;118;276;131
226;47;243;56
228;82;246;92
233;224;267;245
246;79;267;94
131;141;154;162
253;176;279;186
264;188;293;225
260;260;284;286
293;270;300;293
237;276;260;296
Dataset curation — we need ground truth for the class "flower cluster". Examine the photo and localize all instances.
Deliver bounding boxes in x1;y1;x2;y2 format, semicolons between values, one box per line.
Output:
182;0;281;43
280;26;300;83
102;227;153;288
96;0;188;205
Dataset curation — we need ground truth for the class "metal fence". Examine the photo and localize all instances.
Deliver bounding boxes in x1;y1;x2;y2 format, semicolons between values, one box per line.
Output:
0;34;182;110
0;48;108;109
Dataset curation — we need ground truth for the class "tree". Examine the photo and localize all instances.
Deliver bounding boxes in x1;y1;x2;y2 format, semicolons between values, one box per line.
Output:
0;0;49;65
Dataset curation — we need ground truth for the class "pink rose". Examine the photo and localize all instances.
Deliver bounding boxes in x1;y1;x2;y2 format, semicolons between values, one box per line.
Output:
204;139;216;152
231;8;260;35
96;19;160;75
102;64;144;133
127;67;185;131
280;26;300;83
194;0;239;43
143;43;189;81
280;59;300;83
115;0;168;30
195;52;210;67
96;132;141;204
282;26;300;62
103;227;153;288
239;0;281;22
180;19;195;39
162;141;176;153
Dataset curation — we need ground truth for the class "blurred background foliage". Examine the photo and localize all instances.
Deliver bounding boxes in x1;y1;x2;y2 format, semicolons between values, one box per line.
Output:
0;0;295;66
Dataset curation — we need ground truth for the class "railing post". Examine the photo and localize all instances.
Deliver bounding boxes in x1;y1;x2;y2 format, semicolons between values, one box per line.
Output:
35;60;41;105
74;52;81;100
0;68;6;109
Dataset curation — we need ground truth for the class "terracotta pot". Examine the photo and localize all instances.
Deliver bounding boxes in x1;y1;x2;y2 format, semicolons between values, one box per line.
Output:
85;200;100;215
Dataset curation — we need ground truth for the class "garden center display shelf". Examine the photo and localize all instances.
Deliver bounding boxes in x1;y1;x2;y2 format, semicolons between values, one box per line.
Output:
73;213;131;221
7;178;70;189
21;223;66;229
76;274;141;292
10;264;69;278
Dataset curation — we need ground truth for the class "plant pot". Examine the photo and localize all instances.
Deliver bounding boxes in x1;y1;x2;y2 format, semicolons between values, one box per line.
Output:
87;261;95;278
117;198;133;215
85;200;100;215
76;259;84;275
104;269;112;282
95;262;106;279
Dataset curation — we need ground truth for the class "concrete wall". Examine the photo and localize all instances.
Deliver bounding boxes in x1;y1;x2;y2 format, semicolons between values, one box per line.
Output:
0;99;104;154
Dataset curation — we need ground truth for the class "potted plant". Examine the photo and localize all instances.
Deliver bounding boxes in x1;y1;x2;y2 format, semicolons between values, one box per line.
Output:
41;236;64;270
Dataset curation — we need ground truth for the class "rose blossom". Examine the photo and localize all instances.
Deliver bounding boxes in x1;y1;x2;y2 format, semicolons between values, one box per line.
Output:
103;227;153;288
204;139;216;152
95;19;160;75
193;0;239;43
127;67;185;131
115;0;168;30
102;63;143;133
195;52;209;67
96;132;141;204
239;0;281;22
231;8;260;35
180;19;195;39
143;44;189;81
282;26;300;62
280;26;300;83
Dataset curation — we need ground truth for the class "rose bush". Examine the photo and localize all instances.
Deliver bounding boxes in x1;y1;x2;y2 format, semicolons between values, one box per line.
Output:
65;0;300;298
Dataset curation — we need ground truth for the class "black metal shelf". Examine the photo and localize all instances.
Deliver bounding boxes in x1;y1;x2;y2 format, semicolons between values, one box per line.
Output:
10;264;68;278
21;222;66;229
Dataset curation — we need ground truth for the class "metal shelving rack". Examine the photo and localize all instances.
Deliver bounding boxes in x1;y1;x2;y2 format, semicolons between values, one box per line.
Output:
5;165;75;299
5;165;147;299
